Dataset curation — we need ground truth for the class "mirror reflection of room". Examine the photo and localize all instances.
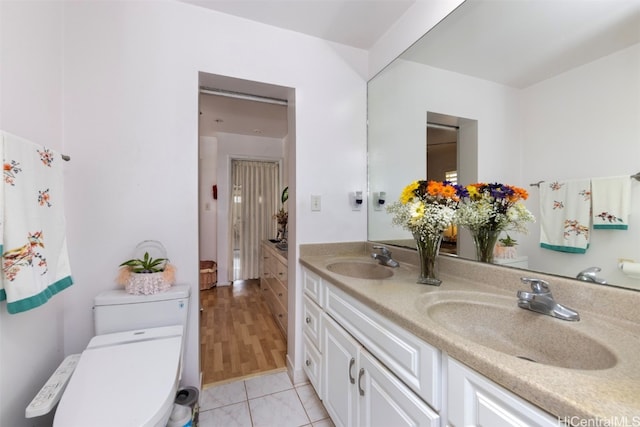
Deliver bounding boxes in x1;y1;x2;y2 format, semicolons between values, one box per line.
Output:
367;0;640;290
426;123;458;254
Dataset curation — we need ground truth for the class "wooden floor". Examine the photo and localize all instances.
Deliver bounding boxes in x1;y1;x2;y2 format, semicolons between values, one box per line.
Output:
199;279;287;386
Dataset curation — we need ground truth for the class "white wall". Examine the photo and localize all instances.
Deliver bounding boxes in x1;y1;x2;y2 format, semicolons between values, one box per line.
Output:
520;43;640;288
0;2;65;426
0;0;466;422
199;136;218;262
368;59;522;243
214;132;285;285
61;0;368;393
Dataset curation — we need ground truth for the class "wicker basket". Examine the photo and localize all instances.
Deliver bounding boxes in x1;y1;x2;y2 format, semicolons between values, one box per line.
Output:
125;271;172;295
199;260;217;290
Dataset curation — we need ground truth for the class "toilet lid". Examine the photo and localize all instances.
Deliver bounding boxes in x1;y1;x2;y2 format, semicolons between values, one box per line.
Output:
53;329;182;427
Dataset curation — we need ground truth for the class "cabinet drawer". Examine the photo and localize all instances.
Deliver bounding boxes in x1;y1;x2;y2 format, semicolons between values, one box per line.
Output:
303;295;322;350
275;259;288;285
270;275;288;309
325;283;441;410
264;255;276;276
302;267;323;306
303;334;322;395
265;287;287;336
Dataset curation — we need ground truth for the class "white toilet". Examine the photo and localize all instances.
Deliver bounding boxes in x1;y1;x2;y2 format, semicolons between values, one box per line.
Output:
53;285;191;427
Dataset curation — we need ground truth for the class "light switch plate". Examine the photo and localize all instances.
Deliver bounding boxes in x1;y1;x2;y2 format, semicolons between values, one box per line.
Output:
311;195;321;211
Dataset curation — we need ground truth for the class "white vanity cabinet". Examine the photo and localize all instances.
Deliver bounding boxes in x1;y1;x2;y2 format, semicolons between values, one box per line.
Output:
301;266;440;426
447;357;558;427
300;265;558;427
302;268;324;395
323;313;439;427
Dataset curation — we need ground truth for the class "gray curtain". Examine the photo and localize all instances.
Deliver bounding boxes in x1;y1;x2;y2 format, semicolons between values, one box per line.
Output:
230;160;279;280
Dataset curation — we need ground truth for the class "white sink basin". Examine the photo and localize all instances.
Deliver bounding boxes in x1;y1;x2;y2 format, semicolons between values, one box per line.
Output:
417;291;617;370
326;261;394;280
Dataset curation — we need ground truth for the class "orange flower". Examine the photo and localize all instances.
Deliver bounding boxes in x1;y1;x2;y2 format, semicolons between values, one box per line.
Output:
511;186;529;201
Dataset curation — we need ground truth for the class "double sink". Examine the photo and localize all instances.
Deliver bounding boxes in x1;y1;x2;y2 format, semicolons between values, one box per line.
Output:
325;259;620;372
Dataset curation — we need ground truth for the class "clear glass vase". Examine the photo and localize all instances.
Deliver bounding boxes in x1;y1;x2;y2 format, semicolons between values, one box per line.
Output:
413;232;443;286
470;227;501;263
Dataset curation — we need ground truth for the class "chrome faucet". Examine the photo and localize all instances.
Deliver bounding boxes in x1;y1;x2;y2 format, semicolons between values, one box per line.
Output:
371;246;400;268
576;267;607;284
517;277;580;321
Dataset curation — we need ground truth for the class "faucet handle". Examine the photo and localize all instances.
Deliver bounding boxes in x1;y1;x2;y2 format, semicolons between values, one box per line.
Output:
580;266;602;274
520;277;550;294
372;245;391;256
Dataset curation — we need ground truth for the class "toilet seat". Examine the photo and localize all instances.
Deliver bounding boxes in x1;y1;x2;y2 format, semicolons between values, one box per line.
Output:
53;326;183;427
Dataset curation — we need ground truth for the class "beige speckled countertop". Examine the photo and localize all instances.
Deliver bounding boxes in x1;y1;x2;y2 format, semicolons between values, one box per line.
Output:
299;242;640;423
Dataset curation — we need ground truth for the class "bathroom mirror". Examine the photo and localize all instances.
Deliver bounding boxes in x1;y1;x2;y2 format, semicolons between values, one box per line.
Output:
368;0;640;290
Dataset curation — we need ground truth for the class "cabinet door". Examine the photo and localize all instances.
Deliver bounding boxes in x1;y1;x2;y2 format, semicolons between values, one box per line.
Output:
359;350;440;427
448;357;557;427
322;314;359;427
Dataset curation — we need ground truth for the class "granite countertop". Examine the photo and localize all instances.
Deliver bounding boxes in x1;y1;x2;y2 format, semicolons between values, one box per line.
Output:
299;242;640;422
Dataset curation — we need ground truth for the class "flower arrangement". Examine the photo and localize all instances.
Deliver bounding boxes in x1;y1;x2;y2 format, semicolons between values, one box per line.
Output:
274;209;288;226
456;183;534;233
387;180;467;239
456;182;534;263
388;180;467;285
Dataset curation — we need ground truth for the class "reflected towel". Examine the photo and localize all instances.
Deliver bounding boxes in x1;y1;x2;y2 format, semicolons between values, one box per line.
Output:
1;131;73;314
539;179;591;253
591;176;630;230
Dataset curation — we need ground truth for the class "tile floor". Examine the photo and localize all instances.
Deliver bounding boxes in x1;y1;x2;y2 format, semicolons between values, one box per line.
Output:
198;371;334;427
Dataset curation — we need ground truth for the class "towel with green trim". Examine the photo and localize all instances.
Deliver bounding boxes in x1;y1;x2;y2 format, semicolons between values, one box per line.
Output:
539;179;591;253
1;131;73;314
591;175;630;230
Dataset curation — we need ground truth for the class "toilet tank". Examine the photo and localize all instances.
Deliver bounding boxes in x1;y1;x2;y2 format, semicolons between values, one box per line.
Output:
94;285;190;335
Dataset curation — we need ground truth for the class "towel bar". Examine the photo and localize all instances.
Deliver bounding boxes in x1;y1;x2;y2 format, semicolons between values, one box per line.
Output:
531;172;640;187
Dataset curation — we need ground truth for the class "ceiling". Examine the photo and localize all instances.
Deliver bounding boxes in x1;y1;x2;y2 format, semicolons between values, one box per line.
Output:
191;0;416;139
402;0;640;89
179;0;415;50
194;0;640;138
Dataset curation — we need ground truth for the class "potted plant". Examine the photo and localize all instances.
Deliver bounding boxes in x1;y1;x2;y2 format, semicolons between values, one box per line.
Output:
117;250;176;295
274;186;289;243
494;234;518;259
120;251;167;273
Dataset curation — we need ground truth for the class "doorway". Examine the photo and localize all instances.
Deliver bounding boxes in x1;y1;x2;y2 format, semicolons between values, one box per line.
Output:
198;73;292;386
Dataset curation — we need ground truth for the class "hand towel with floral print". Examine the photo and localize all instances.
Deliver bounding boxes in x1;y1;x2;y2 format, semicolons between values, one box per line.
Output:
1;131;73;314
539;179;591;253
591;176;630;230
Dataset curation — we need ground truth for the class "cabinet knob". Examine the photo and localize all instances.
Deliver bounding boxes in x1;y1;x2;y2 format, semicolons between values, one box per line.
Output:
348;358;356;384
305;316;311;324
278;292;283;297
278;313;283;318
305;359;311;367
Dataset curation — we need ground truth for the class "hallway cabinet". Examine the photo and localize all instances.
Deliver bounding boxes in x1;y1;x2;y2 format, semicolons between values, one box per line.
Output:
260;242;288;336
